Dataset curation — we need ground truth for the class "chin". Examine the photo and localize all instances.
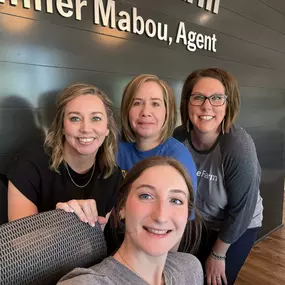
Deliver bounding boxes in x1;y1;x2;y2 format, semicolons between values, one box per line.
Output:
141;243;174;257
75;147;98;156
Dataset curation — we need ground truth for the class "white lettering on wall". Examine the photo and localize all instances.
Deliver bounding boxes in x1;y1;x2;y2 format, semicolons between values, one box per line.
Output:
184;0;220;14
0;0;218;52
56;0;73;18
94;1;171;44
176;22;217;52
94;0;116;28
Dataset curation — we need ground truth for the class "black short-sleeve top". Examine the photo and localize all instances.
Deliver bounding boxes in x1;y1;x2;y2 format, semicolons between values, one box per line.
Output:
7;145;123;217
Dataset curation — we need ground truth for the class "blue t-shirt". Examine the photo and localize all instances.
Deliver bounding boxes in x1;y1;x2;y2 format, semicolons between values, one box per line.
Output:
117;137;197;203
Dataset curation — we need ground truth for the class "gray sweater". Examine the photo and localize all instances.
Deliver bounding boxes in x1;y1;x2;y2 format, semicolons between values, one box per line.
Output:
58;252;203;285
174;124;263;244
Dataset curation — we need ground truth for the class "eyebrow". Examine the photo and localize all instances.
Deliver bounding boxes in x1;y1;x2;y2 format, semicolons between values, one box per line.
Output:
133;97;163;101
67;111;104;116
136;184;187;197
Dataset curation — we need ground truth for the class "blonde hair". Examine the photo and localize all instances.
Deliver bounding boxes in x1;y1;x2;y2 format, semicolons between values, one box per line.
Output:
180;68;241;133
120;74;177;143
44;83;118;178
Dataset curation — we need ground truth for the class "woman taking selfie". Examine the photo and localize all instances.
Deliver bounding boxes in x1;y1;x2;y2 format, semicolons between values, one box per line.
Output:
8;83;123;228
174;68;263;285
58;156;203;285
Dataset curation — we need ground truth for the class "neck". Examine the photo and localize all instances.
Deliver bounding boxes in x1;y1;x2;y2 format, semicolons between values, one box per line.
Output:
191;126;221;151
114;240;166;285
136;137;162;152
63;143;96;174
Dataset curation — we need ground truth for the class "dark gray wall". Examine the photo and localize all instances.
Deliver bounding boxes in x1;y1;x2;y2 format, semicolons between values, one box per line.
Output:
0;0;284;238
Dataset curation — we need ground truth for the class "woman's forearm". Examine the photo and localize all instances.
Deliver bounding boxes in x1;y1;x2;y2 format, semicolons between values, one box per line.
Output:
212;238;231;256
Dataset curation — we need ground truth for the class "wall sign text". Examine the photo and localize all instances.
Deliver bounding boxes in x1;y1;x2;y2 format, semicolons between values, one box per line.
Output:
0;0;218;53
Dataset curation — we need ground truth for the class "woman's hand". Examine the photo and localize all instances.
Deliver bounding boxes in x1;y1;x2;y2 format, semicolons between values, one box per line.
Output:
56;199;109;229
205;255;227;285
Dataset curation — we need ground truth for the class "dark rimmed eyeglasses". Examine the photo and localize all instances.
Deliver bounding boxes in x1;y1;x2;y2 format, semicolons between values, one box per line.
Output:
188;93;227;106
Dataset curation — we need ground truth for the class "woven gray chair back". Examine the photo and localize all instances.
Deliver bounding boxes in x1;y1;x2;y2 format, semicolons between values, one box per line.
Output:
0;210;107;285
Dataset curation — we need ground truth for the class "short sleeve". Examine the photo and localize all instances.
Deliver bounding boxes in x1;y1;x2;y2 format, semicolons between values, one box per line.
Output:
7;153;41;207
172;144;197;191
166;139;197;220
167;138;197;194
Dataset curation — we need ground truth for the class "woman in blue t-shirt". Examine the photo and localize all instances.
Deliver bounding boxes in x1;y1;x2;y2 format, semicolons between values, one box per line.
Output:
117;74;197;194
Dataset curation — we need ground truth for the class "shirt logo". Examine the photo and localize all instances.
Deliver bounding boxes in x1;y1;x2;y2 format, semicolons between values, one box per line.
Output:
197;170;218;181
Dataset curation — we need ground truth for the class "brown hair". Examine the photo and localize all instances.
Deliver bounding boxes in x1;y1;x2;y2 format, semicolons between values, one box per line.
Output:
120;74;177;143
180;68;241;133
44;83;118;178
114;156;202;254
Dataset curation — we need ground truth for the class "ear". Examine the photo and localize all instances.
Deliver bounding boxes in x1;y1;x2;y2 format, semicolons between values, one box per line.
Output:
105;128;110;137
119;208;125;220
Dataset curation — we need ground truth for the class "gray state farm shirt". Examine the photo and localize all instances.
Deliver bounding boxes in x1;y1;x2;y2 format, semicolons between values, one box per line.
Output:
174;124;263;244
58;252;204;285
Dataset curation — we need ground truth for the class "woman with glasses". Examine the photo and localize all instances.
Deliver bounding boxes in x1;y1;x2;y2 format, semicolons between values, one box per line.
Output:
174;68;263;285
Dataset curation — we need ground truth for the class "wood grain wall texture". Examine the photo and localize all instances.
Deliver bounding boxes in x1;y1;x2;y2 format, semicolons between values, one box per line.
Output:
0;0;284;237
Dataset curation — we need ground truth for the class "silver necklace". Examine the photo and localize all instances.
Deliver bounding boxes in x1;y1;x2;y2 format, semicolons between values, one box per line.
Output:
64;161;95;188
117;250;166;285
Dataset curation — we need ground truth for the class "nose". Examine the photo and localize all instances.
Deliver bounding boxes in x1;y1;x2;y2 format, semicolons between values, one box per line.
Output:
151;201;169;224
201;97;212;110
140;103;151;117
80;119;92;133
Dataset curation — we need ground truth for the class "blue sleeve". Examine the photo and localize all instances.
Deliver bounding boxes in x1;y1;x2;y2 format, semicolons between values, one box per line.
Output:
173;147;197;193
168;141;197;220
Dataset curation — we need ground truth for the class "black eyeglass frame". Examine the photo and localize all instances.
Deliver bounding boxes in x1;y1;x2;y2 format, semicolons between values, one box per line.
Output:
187;93;228;106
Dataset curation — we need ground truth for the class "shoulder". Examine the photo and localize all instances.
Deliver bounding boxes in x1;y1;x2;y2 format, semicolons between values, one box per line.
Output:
166;252;202;268
16;143;50;163
165;252;203;284
220;125;257;158
118;141;134;152
58;258;114;285
173;125;188;143
162;137;190;156
8;143;50;173
58;268;109;285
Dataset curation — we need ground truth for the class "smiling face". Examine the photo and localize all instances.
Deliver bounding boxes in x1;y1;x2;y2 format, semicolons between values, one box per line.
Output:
120;165;189;257
188;77;226;135
128;81;166;144
63;94;109;157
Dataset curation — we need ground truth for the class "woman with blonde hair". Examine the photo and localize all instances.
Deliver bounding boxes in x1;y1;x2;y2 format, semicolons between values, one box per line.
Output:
8;83;123;227
58;156;203;285
117;74;197;191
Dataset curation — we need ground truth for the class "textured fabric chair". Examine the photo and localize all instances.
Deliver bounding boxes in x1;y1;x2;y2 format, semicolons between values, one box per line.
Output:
0;210;107;285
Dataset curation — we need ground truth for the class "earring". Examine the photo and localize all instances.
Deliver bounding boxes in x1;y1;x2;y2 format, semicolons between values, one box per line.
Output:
221;119;225;135
186;119;190;132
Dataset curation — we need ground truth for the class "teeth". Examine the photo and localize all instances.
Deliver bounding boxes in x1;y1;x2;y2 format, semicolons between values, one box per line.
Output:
146;228;168;235
79;138;94;142
199;116;213;120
